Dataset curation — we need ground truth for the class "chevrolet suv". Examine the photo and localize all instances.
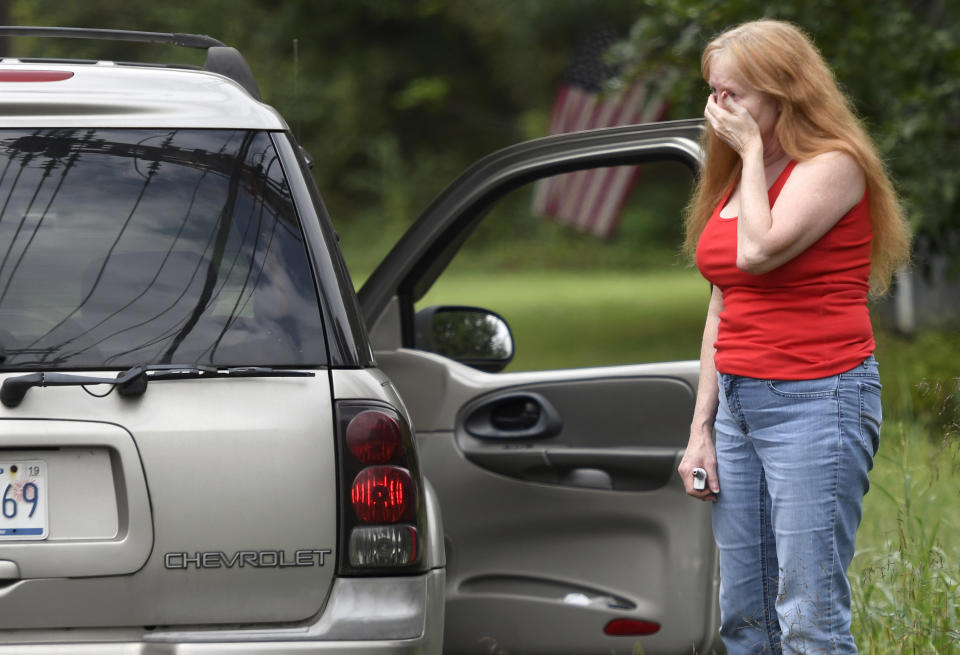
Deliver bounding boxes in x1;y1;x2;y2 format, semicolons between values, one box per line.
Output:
0;26;722;655
0;27;443;654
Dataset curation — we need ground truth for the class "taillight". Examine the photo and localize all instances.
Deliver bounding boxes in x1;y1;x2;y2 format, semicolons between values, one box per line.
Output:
350;466;414;523
337;403;423;574
346;411;403;464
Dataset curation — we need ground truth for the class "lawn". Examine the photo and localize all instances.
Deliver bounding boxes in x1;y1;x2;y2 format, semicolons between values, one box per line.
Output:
418;267;708;369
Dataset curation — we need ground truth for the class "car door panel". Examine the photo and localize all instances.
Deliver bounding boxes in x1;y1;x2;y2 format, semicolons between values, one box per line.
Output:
375;349;718;654
362;121;721;654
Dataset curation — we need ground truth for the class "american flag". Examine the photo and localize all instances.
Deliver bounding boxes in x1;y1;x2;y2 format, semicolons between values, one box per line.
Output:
532;28;668;238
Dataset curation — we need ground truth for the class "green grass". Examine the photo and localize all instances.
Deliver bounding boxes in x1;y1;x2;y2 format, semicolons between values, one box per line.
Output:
874;329;960;438
852;420;960;653
418;268;709;370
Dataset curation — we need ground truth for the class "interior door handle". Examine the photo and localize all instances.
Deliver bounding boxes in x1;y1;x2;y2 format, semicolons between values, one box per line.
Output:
464;392;562;440
490;398;541;431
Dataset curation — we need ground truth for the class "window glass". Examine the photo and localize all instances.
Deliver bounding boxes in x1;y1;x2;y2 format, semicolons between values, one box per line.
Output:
416;161;706;371
0;129;326;370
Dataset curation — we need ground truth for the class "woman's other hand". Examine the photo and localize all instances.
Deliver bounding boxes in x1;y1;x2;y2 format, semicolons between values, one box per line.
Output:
678;434;720;501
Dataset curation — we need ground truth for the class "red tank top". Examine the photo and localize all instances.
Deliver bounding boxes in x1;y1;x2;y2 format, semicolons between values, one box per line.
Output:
696;160;874;380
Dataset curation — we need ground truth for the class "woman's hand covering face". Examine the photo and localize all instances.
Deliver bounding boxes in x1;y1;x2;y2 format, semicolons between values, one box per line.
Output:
704;91;763;155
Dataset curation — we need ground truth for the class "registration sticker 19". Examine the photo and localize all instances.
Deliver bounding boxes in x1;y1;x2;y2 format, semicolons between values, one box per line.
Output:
0;461;47;540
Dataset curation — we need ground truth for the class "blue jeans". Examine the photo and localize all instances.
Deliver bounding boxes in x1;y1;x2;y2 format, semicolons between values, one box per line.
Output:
713;356;882;654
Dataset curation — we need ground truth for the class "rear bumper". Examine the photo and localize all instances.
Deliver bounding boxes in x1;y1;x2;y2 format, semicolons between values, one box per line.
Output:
0;569;445;654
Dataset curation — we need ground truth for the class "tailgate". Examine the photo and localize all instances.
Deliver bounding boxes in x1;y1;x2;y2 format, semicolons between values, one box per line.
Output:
0;374;338;629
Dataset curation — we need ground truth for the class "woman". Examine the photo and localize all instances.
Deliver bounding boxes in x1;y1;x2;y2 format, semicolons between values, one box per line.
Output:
677;19;911;654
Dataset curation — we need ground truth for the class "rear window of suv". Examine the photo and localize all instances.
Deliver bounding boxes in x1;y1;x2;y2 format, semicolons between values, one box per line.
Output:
0;129;327;370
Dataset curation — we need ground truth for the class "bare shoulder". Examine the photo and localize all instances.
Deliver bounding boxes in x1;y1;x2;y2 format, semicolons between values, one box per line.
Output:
798;150;863;177
794;151;864;192
783;150;865;209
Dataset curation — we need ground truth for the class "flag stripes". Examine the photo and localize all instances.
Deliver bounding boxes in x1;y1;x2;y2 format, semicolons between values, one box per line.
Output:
532;69;667;238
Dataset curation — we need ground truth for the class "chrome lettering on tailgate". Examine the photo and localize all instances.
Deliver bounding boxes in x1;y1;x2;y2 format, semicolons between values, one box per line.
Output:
164;549;332;569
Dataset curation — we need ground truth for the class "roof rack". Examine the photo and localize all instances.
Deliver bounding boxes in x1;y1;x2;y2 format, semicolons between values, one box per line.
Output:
0;26;262;100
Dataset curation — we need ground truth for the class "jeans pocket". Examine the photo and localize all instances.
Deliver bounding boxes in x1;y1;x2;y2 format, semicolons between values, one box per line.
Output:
766;375;839;399
859;381;882;456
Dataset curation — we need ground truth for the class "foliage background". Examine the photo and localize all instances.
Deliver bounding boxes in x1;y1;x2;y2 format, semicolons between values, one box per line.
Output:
4;0;957;275
614;0;960;275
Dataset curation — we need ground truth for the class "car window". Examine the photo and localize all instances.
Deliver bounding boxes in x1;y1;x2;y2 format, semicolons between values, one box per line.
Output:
0;129;326;370
415;160;705;371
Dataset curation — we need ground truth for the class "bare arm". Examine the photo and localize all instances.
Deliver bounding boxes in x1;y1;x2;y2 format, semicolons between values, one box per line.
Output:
737;148;865;273
677;285;723;501
705;92;866;274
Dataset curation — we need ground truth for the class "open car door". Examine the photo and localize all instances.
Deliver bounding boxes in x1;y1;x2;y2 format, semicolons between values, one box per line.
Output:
359;119;722;654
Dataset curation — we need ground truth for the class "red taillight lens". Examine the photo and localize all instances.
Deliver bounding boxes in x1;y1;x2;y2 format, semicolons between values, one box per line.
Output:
346;410;403;464
351;466;414;523
0;71;74;82
603;618;661;636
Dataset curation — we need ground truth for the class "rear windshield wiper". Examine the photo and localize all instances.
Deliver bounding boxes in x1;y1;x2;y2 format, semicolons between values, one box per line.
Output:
0;365;315;408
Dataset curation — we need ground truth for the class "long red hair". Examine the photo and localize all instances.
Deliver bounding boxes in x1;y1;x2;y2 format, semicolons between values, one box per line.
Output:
683;19;910;295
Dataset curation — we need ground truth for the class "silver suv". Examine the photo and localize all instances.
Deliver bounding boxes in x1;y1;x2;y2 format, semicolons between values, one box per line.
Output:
0;26;722;655
0;27;444;654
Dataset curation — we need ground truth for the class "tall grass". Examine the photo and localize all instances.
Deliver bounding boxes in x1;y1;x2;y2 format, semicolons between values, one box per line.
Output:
851;355;960;654
852;418;960;653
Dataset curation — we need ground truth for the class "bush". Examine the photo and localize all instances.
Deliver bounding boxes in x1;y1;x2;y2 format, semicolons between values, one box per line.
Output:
874;329;960;440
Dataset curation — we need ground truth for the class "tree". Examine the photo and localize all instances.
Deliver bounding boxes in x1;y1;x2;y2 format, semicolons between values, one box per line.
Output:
612;0;960;271
6;0;642;230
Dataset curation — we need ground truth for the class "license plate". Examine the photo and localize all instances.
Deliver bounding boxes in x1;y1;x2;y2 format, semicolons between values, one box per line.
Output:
0;461;47;540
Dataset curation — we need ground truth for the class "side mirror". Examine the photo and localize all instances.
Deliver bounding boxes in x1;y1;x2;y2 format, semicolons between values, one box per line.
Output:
414;306;514;373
